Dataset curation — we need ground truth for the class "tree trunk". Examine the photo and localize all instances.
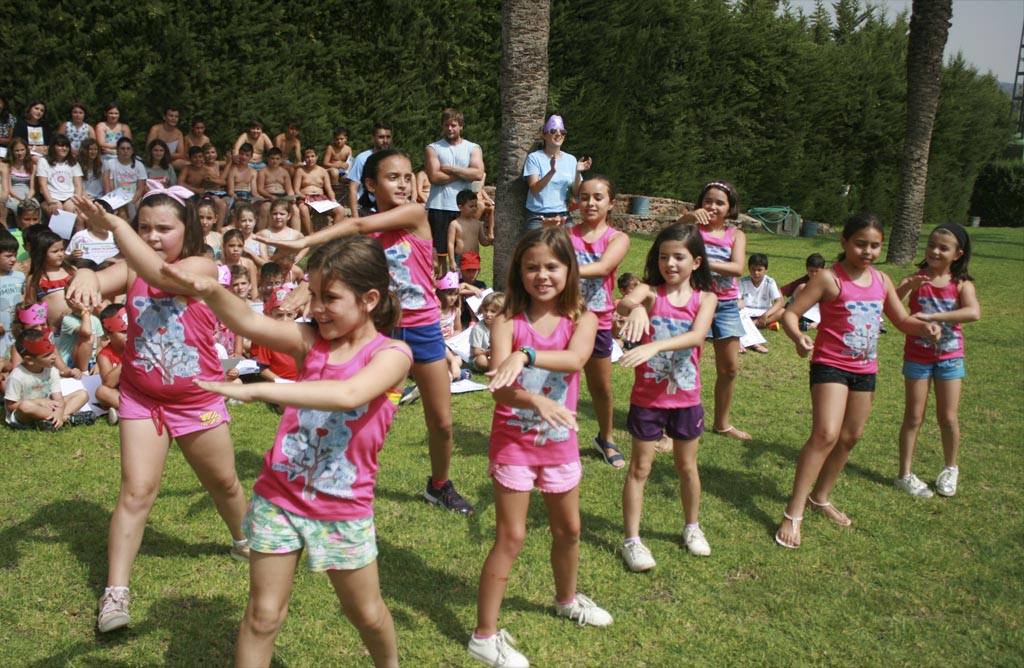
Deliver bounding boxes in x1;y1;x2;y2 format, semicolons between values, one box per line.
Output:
493;0;550;290
887;0;953;265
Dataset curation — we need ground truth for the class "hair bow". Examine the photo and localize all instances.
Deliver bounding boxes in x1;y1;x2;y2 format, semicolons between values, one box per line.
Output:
142;180;195;207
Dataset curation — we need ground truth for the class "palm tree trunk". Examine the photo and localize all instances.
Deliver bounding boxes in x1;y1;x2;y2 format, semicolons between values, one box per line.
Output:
887;0;953;265
493;0;550;290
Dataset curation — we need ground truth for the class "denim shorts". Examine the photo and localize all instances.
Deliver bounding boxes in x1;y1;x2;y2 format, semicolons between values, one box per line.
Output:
627;404;705;442
391;323;447;364
903;358;965;381
245;493;377;572
489;460;582;494
809;363;876;392
708;299;744;340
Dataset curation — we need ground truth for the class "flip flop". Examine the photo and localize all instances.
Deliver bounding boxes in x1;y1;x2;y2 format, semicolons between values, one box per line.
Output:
713;425;752;440
593;436;625;469
807;497;852;526
774;512;802;549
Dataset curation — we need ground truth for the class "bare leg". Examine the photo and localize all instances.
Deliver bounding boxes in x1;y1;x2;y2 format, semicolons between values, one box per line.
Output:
544;485;581;604
898;377;930;477
328;562;399;668
235;550;300;668
934;378;962;468
584;354;615;445
178;423;248;541
475;483;530;636
711;337;750;439
623;438;657;538
809;389;874;518
412;358;454;482
672;437;702;525
106;419;172;586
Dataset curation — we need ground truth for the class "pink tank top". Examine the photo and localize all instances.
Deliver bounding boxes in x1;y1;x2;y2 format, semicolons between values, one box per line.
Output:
372;228;440;328
121;276;224;406
904;269;964;363
489;313;581;466
812;264;885;374
629;287;703;409
570;224;618;329
253;333;410;521
700;227;739;300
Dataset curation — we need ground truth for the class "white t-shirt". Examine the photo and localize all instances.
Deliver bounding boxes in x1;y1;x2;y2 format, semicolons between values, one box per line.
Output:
67;228;120;264
739;275;781;311
103;158;148;196
37;158;83;202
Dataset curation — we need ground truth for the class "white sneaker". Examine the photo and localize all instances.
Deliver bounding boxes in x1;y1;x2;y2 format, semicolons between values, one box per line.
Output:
683;526;711;556
621;540;656;572
936;466;959;497
555;594;613;627
107;408;119;426
894;473;934;498
467;629;529;668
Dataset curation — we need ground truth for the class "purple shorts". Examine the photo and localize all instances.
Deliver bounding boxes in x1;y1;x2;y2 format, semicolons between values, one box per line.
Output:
488;461;582;494
590;328;613;359
119;385;230;438
627;404;705;442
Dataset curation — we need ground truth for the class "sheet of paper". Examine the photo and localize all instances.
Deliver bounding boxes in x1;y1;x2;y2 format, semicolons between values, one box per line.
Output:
802;303;821;324
60;375;109;416
740;306;767;318
450;379;488;394
464;289;493;317
99;190;133;211
610;339;623;363
308;199;340;214
739;311;767;347
236;359;261;375
49;209;78;240
445;326;474;362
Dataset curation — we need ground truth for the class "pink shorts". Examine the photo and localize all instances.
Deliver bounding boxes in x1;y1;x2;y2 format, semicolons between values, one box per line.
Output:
119;385;230;438
488;461;582;494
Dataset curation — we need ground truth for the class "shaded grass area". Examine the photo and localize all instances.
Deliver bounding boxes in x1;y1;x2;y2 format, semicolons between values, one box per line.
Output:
1;226;1021;667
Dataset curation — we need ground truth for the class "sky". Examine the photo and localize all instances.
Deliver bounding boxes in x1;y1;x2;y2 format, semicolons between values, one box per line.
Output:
788;0;1024;83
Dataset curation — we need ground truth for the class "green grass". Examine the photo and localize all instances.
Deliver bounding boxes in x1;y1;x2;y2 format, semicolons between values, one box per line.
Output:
2;226;1022;667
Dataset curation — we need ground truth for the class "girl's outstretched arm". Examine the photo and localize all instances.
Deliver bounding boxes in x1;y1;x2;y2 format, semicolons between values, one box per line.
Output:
620;292;718;368
781;268;838;358
195;346;411;412
161;262;311;362
487;311;598;391
577;232;630;279
70;194;213;294
914;281;981;324
881;273;941;341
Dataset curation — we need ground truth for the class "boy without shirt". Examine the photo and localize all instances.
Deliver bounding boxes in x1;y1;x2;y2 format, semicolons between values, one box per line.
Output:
234;119;274;168
226;144;258;201
294;147;343;233
178;147;208;195
273;120;302;176
200;143;229;226
257;148;299;231
183;117;210;156
323;128;352;186
146;107;186;168
446;189;494;271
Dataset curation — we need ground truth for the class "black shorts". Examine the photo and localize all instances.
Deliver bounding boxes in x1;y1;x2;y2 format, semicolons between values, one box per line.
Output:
427;208;459;256
809;363;876;392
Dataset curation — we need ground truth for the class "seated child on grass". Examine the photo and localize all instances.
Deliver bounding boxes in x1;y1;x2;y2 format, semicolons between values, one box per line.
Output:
780;253;826;331
739;252;784;353
57;297;104;373
5;328;92;429
458;252;487;328
251;288;299;413
95;303;127;425
469;291;504;372
437;271;466;381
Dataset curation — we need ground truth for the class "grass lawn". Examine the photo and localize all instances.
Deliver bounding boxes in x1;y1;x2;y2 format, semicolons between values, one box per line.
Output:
1;225;1021;667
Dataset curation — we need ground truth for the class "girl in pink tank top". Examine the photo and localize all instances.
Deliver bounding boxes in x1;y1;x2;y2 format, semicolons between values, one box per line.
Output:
775;214;941;549
162;235;412;667
67;187;250;635
678;181;751;441
894;224;980;499
253;149;474;515
616;223;718;569
469;227;610;668
569;176;630;468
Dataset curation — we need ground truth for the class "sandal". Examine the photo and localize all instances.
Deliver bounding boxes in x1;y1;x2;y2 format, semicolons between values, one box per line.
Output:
713;425;752;441
592;436;625;469
807;497;852;526
654;435;673;453
774;512;802;549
